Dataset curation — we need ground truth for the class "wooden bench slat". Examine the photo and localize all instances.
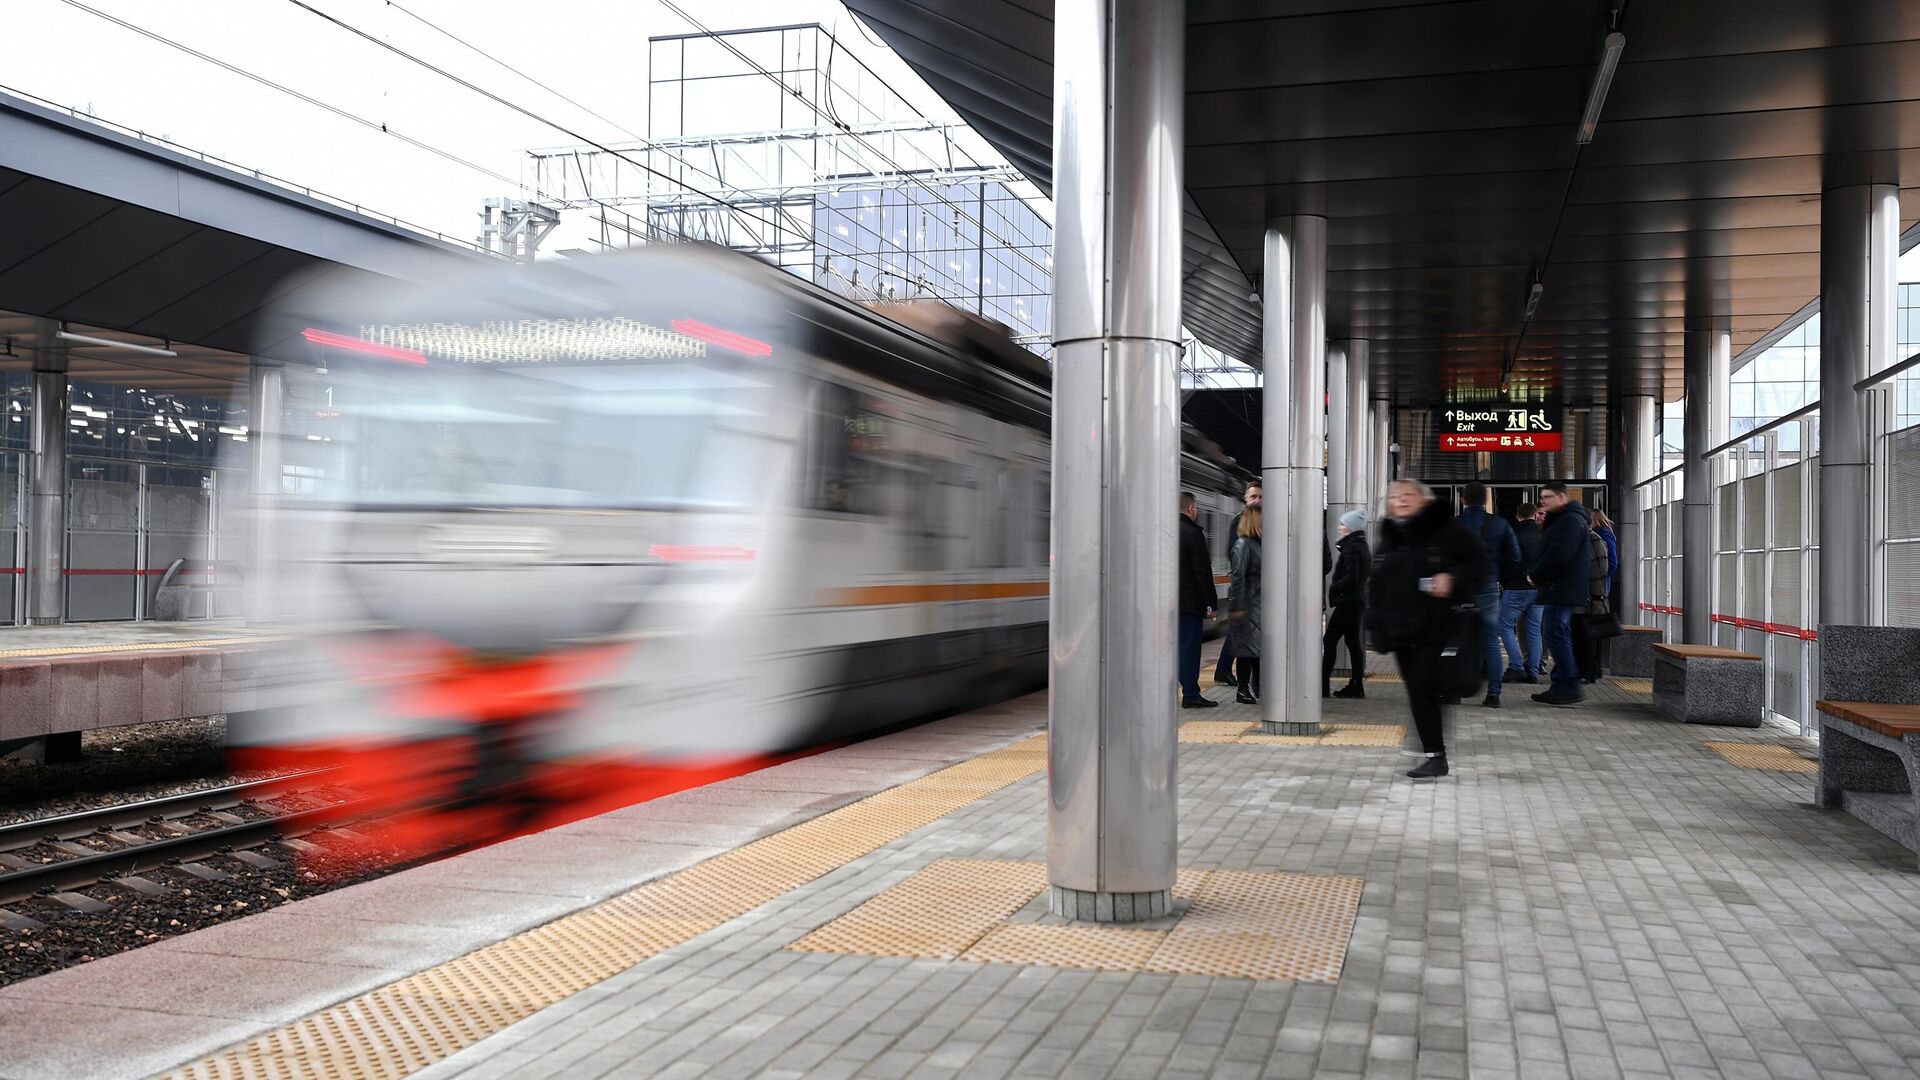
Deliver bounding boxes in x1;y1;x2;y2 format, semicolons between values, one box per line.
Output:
1652;643;1761;661
1816;700;1920;739
1621;625;1661;635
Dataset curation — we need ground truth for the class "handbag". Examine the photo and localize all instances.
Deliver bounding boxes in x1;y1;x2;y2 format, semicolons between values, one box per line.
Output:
1587;599;1624;639
1437;602;1485;698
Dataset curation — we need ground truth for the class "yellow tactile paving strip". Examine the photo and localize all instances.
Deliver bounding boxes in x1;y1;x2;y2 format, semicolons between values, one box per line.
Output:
0;635;270;659
1180;720;1406;747
1704;741;1819;774
168;735;1049;1080
791;859;1364;984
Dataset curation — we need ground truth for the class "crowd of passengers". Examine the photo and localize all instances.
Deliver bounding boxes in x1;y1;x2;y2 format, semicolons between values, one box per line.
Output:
1177;478;1620;782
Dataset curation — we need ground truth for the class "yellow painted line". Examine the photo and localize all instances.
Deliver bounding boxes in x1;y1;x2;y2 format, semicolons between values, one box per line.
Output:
792;859;1364;984
0;635;271;660
1179;720;1405;747
169;734;1048;1080
1704;741;1818;774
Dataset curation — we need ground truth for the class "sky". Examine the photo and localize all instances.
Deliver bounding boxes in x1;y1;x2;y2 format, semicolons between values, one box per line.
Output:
0;0;972;248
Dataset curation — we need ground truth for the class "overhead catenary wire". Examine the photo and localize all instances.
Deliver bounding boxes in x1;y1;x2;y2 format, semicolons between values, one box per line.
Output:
288;0;1007;310
54;0;536;200
280;0;814;245
653;0;1053;286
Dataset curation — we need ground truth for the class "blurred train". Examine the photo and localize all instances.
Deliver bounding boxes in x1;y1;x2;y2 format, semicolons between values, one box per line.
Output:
226;244;1249;860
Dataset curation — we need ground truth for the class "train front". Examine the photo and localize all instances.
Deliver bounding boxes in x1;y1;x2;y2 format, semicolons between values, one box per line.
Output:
227;249;805;865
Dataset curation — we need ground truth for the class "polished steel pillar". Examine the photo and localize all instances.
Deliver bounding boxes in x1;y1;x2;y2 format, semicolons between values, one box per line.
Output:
1346;340;1370;519
1261;215;1327;736
1370;397;1391;516
1046;0;1182;923
1612;394;1657;625
1325;343;1350;538
1819;184;1897;630
245;358;284;626
26;353;67;625
1681;327;1727;644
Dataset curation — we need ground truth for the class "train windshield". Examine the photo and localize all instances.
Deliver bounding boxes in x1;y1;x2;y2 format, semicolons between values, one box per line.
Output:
290;359;775;511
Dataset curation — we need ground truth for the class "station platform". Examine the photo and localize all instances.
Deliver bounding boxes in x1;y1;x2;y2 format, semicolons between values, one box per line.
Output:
0;623;269;745
3;646;1917;1080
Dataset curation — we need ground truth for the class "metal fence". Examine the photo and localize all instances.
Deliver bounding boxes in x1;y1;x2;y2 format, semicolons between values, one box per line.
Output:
1637;383;1920;736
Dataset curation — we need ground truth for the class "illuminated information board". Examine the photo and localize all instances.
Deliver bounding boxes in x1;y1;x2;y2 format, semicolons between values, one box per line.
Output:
1437;403;1562;452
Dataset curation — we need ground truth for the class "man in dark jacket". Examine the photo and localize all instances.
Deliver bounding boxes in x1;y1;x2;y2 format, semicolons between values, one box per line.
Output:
1456;482;1520;708
1323;510;1371;698
1526;482;1591;705
1367;479;1488;780
1500;503;1543;682
1178;491;1220;708
1213;480;1260;687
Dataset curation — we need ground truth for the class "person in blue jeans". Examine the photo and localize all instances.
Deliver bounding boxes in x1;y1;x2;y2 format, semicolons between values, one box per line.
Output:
1526;483;1591;705
1500;502;1543;682
1455;483;1521;707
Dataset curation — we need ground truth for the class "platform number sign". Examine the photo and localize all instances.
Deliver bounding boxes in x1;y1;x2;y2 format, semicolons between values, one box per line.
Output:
1437;403;1563;452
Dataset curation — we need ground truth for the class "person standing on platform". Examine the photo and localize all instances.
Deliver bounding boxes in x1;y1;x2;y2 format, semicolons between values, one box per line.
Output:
1214;479;1261;688
1225;506;1264;704
1572;520;1614;684
1178;491;1220;709
1591;509;1620;604
1368;479;1487;780
1501;502;1543;684
1456;483;1520;708
1324;510;1371;698
1527;482;1590;705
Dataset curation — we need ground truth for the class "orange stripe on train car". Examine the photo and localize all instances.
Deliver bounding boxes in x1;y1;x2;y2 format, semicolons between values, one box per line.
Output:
825;581;1051;606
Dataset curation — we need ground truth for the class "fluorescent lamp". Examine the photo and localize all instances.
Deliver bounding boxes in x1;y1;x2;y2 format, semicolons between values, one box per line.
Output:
1524;281;1545;320
1577;31;1626;145
55;330;178;357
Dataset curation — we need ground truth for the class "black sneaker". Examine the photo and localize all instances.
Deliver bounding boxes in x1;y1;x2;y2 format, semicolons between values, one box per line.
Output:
1235;689;1258;705
1181;698;1219;709
1440;694;1462;706
1516;673;1538;684
1530;690;1584;706
1407;754;1449;780
1332;685;1365;699
1216;674;1237;687
1482;693;1501;708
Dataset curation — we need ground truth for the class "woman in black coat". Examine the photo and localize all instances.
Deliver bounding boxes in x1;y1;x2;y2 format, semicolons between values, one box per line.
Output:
1225;507;1263;705
1367;480;1487;780
1323;510;1371;699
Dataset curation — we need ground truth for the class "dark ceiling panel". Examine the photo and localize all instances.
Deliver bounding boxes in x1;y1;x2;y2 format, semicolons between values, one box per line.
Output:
58;227;274;332
0;204;199;315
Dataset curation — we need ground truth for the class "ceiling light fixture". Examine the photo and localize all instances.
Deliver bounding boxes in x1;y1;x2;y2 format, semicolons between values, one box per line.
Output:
1524;280;1545;321
1576;30;1626;146
55;329;178;358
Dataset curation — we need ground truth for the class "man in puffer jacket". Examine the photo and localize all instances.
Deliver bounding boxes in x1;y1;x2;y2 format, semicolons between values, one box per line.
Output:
1526;483;1590;705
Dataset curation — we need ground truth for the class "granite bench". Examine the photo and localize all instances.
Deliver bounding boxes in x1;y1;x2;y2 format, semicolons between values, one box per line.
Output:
1814;625;1920;865
1651;643;1762;726
1611;625;1664;678
1813;701;1920;866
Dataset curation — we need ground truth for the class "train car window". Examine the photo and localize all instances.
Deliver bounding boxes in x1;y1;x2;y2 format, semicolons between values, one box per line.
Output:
1032;475;1050;563
805;381;907;517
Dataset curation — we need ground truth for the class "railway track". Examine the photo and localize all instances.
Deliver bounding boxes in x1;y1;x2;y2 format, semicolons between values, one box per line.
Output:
0;771;364;916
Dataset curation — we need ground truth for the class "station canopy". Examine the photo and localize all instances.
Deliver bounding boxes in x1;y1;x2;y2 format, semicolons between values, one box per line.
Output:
844;0;1920;406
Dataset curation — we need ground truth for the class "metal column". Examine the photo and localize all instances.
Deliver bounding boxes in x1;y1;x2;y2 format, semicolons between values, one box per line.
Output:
1346;340;1370;519
245;358;284;627
26;355;67;625
1681;327;1727;644
1046;0;1183;923
1325;343;1350;538
1261;215;1326;736
1819;183;1897;631
1612;394;1657;626
1370;397;1391;516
